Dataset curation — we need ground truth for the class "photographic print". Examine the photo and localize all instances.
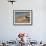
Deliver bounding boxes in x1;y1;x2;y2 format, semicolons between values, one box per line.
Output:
13;10;32;25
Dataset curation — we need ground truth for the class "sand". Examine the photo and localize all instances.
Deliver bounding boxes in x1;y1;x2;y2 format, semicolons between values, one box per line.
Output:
15;16;30;23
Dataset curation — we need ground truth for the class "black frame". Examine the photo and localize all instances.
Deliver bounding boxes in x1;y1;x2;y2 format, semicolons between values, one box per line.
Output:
13;10;33;26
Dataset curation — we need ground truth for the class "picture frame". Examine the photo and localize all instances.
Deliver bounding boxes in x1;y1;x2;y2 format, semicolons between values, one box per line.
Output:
13;10;32;25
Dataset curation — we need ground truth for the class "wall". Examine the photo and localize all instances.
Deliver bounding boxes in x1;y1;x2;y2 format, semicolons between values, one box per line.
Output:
0;0;46;42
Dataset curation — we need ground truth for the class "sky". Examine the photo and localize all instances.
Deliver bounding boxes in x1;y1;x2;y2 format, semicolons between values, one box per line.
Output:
15;12;30;16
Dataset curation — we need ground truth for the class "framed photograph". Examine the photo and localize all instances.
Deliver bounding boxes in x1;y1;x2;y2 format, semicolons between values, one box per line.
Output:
13;10;32;25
